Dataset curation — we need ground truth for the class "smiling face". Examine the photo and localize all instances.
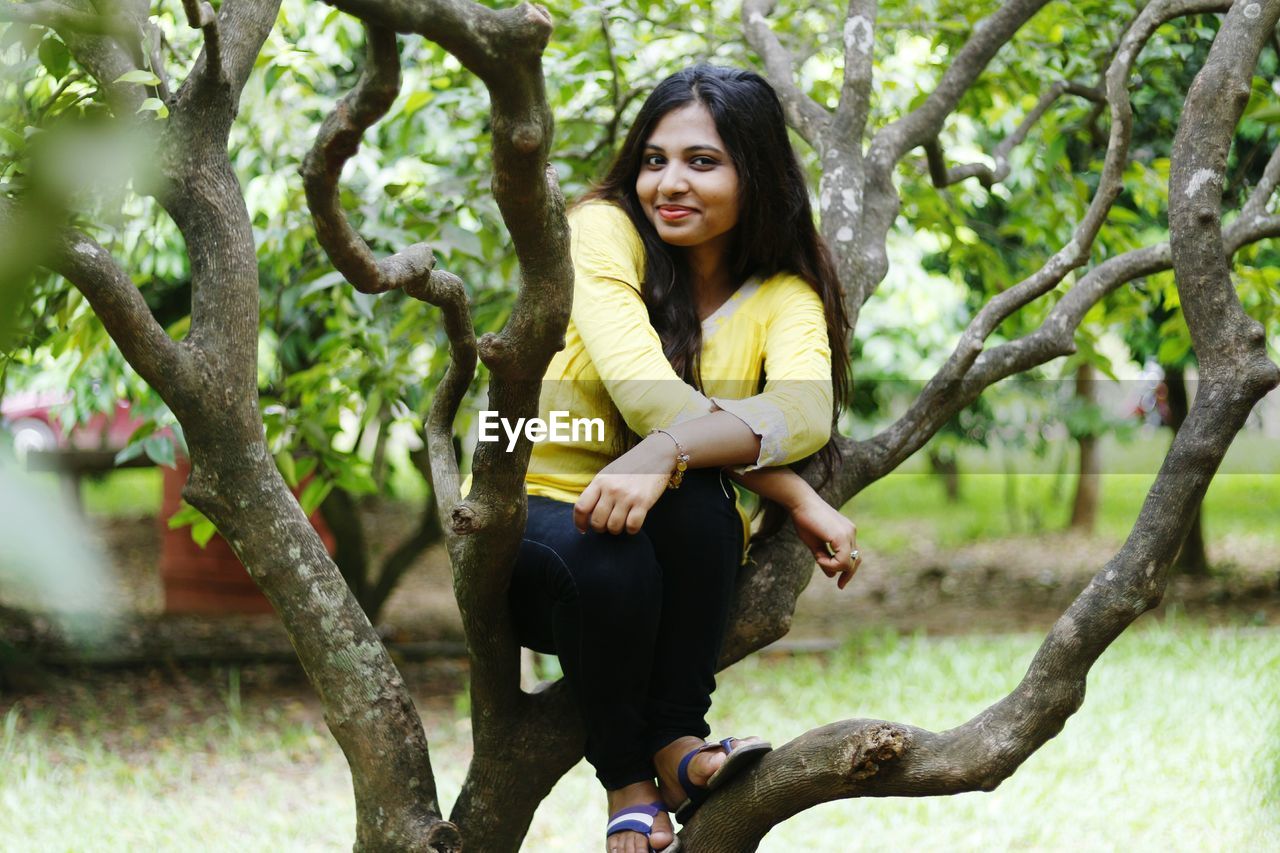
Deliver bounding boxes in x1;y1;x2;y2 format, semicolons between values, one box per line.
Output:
634;102;741;255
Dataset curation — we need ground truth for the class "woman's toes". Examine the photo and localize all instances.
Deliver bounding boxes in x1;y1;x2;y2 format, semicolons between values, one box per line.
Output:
650;810;675;850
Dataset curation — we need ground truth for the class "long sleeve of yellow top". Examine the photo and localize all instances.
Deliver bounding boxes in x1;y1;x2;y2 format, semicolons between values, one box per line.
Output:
523;201;834;504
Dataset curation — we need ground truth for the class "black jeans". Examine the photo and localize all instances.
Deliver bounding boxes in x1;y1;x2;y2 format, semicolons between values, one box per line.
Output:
510;468;742;790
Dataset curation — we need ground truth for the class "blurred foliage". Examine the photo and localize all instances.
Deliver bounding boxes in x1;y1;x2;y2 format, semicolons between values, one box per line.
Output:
1;0;1278;519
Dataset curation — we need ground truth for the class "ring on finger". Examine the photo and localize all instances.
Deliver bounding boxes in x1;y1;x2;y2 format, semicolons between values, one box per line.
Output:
850;548;860;562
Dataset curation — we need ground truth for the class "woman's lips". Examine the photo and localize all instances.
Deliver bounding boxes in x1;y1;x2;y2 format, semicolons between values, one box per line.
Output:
657;205;695;221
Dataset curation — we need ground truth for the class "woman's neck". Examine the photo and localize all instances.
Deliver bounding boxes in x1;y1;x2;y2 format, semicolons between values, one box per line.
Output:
685;238;736;319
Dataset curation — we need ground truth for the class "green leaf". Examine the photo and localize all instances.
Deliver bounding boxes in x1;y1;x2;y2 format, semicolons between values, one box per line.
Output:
299;477;333;515
167;501;206;530
142;434;176;468
114;69;162;86
38;36;71;82
276;450;298;488
191;517;218;548
113;442;146;466
294;455;317;482
137;98;169;119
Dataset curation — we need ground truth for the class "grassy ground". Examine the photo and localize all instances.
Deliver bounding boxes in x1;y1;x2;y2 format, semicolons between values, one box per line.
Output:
2;620;1277;851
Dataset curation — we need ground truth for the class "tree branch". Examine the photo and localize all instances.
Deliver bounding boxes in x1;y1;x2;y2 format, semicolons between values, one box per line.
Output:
301;24;476;513
179;0;221;82
868;0;1054;167
0;199;195;409
924;81;1105;188
1239;137;1280;220
833;0;877;147
741;0;831;147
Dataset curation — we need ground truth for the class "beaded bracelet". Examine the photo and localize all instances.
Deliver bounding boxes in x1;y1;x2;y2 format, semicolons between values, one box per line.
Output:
648;428;690;489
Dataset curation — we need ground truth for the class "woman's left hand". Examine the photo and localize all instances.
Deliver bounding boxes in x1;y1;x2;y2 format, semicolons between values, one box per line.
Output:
788;493;861;589
574;440;673;535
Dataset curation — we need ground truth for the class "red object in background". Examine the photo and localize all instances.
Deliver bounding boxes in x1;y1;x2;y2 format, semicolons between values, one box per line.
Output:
160;458;337;615
1;392;154;453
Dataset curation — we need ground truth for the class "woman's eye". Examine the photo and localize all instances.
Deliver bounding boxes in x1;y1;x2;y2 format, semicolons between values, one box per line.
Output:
691;156;718;168
644;154;666;167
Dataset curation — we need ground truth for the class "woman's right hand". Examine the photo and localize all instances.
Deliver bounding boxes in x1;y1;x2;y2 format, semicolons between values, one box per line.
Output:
574;437;674;535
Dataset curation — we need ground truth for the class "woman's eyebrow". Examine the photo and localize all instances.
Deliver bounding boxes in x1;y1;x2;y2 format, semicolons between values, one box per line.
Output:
642;142;725;155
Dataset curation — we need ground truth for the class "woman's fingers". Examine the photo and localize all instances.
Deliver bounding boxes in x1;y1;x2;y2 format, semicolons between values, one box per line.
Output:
573;482;601;533
590;493;618;533
624;505;648;535
605;499;632;535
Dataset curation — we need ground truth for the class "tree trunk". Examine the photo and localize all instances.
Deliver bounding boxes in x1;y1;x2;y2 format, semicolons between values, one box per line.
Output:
1164;364;1210;574
1069;363;1101;531
927;448;961;502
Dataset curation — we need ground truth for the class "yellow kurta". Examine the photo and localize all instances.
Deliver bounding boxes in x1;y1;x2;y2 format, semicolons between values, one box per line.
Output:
524;201;833;553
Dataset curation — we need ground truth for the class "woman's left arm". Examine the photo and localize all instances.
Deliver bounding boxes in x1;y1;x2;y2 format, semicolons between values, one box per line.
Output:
726;466;860;588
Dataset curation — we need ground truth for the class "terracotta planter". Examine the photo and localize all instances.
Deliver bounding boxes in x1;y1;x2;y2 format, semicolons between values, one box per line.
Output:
159;458;336;614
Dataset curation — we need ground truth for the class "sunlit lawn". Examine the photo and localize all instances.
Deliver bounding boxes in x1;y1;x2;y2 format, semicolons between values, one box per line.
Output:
2;621;1277;851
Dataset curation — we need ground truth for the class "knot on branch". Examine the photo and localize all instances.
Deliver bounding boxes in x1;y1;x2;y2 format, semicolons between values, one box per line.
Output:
848;724;907;781
525;3;554;31
477;332;515;372
378;244;438;293
512;121;543;154
450;502;484;535
422;818;463;852
404;267;465;305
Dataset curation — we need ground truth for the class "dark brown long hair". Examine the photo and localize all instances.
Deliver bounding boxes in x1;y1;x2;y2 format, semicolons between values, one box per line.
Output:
585;65;851;513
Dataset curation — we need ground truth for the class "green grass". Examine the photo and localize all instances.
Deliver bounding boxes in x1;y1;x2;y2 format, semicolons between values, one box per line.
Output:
848;432;1280;551
2;622;1277;850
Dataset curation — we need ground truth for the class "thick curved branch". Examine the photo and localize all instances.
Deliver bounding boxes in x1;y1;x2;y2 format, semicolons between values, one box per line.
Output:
301;25;476;516
0;199;194;409
742;0;831;147
925;81;1105;188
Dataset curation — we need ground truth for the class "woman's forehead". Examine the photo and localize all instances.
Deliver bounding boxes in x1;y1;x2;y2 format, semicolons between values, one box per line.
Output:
644;103;725;151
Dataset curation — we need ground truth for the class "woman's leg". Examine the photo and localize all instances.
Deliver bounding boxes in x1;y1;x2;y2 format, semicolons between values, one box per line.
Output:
638;468;743;757
509;495;665;791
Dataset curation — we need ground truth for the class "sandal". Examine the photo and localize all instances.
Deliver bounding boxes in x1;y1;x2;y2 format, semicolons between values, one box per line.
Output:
673;736;772;823
606;800;668;851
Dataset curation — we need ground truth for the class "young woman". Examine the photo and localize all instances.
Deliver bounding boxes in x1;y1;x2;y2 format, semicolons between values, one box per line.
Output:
509;65;861;852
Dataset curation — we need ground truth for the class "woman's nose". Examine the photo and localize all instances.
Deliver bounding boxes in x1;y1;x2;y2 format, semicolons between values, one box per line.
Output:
658;165;689;197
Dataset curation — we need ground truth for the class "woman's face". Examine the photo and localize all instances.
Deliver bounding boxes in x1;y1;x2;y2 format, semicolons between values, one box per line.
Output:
635;102;740;253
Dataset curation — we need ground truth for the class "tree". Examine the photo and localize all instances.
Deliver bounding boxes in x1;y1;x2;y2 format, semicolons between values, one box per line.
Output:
2;0;1278;850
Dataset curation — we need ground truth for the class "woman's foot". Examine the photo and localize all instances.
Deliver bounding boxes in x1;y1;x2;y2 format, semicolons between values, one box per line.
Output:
605;780;674;853
653;735;727;810
654;735;771;819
